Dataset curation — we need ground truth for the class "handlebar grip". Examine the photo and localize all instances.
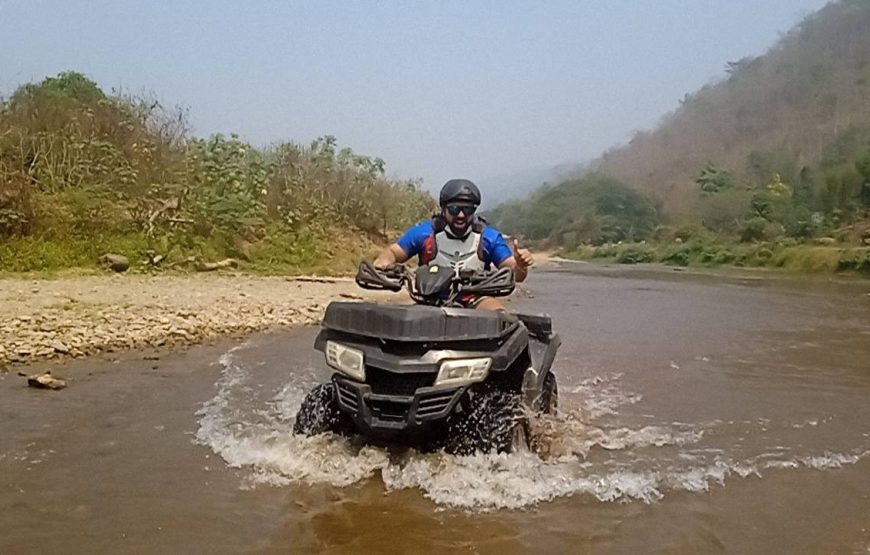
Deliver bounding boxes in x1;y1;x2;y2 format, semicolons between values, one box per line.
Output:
356;260;404;292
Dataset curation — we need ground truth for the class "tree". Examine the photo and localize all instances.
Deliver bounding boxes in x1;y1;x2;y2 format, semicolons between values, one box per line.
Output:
696;162;735;193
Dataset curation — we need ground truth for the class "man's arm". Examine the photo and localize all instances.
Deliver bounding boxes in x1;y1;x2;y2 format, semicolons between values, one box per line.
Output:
374;243;411;269
374;221;431;268
495;237;534;282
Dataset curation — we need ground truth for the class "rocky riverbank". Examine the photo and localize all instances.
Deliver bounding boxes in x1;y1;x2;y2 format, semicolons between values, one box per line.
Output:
0;273;394;370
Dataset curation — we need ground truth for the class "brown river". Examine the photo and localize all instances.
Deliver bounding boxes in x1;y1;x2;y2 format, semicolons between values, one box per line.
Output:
2;264;869;553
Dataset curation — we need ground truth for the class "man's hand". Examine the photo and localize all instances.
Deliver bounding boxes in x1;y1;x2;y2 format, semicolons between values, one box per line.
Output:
374;243;409;269
512;238;534;269
373;253;394;270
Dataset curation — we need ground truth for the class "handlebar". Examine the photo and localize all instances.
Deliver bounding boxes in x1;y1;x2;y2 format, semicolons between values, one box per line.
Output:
355;260;405;292
355;260;516;305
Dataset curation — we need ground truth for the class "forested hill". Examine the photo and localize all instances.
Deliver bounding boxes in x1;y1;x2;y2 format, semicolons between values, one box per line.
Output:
488;0;870;263
597;0;870;216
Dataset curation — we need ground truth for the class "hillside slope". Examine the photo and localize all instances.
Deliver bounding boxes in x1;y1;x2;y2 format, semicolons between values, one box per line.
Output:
596;0;870;216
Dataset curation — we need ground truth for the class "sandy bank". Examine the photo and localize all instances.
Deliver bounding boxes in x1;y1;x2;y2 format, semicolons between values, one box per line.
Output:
0;273;394;369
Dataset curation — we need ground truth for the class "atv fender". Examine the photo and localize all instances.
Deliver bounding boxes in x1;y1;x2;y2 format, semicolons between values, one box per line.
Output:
521;330;561;409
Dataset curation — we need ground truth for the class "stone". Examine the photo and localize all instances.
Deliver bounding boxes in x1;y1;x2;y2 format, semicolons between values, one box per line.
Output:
52;342;70;354
27;372;67;390
99;254;130;273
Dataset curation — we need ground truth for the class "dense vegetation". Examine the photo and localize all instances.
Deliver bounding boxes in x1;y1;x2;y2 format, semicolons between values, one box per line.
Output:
488;0;870;275
0;72;435;273
487;174;661;247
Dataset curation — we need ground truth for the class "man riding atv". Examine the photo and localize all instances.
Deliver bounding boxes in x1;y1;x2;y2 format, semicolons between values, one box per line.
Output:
292;179;559;453
373;178;535;310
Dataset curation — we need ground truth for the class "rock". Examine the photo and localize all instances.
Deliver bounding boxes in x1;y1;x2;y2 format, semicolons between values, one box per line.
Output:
52;341;70;354
813;237;837;246
27;372;67;390
232;238;253;262
338;293;363;300
99;254;130;273
144;250;165;266
194;258;238;272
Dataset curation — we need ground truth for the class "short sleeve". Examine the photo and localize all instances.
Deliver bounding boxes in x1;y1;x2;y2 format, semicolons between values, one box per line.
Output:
484;227;513;267
396;221;434;259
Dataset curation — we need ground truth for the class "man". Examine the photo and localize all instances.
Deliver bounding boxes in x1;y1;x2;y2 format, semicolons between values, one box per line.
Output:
373;178;534;310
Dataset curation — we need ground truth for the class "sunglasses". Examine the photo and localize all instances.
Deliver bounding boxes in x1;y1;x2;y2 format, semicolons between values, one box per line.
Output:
445;204;477;217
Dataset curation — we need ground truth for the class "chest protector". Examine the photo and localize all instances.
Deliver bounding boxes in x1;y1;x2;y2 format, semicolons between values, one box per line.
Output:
422;216;487;272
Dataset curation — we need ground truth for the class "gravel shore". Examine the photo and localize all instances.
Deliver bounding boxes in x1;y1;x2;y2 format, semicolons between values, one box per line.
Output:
0;273;393;370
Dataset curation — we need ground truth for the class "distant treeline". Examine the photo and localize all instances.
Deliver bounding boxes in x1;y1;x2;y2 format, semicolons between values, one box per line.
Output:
488;0;870;263
0;72;435;272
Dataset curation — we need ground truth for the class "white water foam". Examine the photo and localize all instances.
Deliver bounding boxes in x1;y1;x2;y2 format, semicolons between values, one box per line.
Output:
195;345;870;511
195;344;390;487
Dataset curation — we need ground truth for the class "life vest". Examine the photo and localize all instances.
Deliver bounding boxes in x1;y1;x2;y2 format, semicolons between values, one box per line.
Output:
421;215;487;272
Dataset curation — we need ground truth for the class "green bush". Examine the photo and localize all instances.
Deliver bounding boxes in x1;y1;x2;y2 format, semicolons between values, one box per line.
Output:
614;244;656;264
673;223;710;243
0;72;437;273
0;233;152;272
736;245;776;267
698;244;736;265
487;174;661;244
592;244;620;258
837;248;870;274
739;217;770;242
661;247;691;266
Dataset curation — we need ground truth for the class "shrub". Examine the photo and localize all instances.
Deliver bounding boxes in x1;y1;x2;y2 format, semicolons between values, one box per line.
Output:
736;245;776;267
0;72;437;272
614;244;656;264
739;217;769;242
661;248;691;266
673;223;709;243
837;248;870;274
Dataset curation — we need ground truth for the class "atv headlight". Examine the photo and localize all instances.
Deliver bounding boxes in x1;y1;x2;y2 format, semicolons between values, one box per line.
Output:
434;357;491;388
325;341;365;381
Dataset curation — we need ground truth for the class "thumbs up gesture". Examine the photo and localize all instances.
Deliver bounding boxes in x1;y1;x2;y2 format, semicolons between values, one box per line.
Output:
512;238;534;269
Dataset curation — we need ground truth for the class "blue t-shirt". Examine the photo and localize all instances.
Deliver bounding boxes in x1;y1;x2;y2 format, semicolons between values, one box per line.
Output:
396;220;513;269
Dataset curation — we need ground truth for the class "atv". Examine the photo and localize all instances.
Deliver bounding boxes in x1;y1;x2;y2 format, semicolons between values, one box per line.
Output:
293;261;561;454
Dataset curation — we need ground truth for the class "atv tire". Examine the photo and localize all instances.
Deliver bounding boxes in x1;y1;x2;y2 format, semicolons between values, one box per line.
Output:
443;388;529;455
293;383;352;437
540;372;558;415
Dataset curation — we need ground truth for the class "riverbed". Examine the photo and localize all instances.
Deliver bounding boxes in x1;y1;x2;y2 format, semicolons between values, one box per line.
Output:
2;264;868;553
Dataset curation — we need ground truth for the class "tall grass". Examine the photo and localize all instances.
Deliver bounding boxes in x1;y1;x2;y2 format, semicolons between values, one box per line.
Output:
0;72;436;273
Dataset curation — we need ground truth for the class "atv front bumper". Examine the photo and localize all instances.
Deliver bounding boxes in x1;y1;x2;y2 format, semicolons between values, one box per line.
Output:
332;374;466;435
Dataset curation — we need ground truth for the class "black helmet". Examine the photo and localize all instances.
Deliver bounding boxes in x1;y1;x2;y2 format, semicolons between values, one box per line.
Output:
439;178;481;206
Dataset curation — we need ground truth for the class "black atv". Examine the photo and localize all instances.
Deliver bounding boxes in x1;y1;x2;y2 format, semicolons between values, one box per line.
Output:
293;261;561;454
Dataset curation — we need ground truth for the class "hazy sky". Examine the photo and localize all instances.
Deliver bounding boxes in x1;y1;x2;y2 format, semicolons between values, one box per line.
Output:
1;0;830;190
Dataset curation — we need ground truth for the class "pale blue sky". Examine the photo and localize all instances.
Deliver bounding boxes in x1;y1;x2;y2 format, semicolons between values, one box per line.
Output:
1;0;830;190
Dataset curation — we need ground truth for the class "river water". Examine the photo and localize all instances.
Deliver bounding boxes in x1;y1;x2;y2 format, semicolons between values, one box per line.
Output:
1;264;869;553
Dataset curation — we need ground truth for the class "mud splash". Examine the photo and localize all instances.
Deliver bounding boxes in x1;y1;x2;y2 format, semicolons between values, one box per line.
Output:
195;343;870;511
